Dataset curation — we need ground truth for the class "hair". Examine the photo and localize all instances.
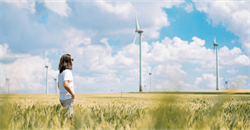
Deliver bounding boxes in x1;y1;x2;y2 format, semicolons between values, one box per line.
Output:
58;54;72;73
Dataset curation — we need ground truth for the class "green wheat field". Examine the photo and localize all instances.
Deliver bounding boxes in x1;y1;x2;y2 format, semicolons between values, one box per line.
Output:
0;92;249;129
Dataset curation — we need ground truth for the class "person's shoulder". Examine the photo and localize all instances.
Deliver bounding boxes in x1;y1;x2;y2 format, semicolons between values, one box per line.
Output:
63;69;72;74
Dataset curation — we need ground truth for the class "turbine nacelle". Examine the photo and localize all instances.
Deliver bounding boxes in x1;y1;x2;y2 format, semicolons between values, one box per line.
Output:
135;29;143;33
213;37;219;46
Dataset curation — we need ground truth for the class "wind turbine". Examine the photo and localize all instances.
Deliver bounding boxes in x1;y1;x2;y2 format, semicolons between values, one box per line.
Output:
132;9;144;92
213;37;219;90
53;78;58;94
224;77;229;90
149;73;152;92
45;52;49;94
6;78;9;94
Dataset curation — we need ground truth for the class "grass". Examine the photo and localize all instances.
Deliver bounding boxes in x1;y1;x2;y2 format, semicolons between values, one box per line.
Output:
0;92;249;129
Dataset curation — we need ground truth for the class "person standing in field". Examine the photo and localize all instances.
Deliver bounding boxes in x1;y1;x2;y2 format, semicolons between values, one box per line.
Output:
58;54;75;123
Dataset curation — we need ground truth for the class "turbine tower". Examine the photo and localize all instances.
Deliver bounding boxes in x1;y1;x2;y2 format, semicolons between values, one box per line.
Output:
132;9;144;92
213;37;219;90
45;52;49;94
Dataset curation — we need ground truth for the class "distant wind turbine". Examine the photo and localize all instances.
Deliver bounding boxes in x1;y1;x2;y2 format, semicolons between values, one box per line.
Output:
149;73;152;92
213;37;219;90
53;78;58;94
45;51;49;94
224;77;229;90
6;78;9;94
132;8;144;92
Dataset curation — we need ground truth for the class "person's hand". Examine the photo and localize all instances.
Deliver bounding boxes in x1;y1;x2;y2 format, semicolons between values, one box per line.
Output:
72;93;75;99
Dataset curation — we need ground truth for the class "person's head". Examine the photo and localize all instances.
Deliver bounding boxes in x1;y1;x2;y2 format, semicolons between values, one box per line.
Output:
58;54;74;73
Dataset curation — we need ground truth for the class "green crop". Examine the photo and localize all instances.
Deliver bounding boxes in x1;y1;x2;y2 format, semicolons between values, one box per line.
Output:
0;93;249;129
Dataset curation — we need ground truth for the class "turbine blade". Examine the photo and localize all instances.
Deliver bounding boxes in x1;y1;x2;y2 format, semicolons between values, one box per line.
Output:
213;45;215;53
135;9;140;31
133;33;137;44
45;51;47;66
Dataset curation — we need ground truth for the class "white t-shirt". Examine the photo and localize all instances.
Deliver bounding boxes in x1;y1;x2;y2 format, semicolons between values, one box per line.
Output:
58;69;74;100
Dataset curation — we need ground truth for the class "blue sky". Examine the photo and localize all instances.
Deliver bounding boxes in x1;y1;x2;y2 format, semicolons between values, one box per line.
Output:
0;0;249;94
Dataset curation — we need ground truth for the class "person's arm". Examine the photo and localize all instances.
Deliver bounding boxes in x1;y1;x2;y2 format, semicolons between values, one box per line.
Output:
63;80;75;98
58;82;60;89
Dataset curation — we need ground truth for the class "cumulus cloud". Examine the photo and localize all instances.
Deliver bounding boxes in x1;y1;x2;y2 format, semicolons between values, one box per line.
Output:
73;73;121;93
194;74;249;90
94;0;185;39
227;69;238;74
6;0;36;14
193;0;250;54
194;74;222;90
2;0;187;56
229;75;249;90
152;64;191;91
44;0;72;17
94;0;133;19
0;53;58;93
184;3;194;13
147;36;249;71
0;44;31;63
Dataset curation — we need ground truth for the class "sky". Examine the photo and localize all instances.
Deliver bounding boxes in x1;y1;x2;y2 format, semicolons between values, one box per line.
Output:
0;0;249;94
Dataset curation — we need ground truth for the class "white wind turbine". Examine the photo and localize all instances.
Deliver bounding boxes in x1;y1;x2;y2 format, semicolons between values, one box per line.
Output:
6;78;9;94
149;73;152;92
213;37;219;90
53;78;58;94
132;9;144;92
45;52;49;94
223;77;229;90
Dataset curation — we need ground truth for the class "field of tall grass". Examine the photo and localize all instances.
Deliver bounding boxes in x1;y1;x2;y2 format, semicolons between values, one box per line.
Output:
0;92;249;129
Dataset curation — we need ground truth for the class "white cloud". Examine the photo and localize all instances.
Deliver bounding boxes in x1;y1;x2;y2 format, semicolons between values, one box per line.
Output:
219;46;250;66
193;0;250;54
73;73;121;92
227;69;238;74
148;36;249;71
229;75;249;90
195;73;224;89
7;0;36;14
94;1;185;39
94;0;133;19
194;77;202;85
152;64;190;91
0;54;58;93
184;3;194;13
194;74;249;90
231;40;235;44
0;43;31;62
44;0;72;17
